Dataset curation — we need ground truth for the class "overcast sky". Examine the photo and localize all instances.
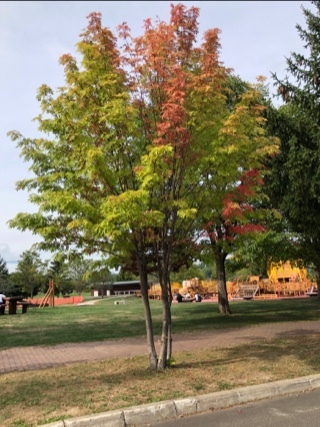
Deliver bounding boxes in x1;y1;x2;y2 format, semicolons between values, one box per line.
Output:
0;1;313;272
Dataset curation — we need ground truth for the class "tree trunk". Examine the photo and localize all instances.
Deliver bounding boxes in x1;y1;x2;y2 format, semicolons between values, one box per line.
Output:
166;321;172;362
215;249;232;315
137;256;158;370
166;289;173;362
157;253;172;370
157;288;171;370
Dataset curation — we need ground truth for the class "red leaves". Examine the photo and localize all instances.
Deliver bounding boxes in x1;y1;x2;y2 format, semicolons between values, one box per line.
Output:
202;168;267;244
169;4;200;55
117;4;205;161
228;223;266;236
224;169;263;209
203;219;266;244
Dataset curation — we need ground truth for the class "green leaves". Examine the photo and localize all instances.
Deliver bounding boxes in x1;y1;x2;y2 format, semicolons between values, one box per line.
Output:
266;2;320;272
8;5;279;300
100;190;164;239
137;145;174;190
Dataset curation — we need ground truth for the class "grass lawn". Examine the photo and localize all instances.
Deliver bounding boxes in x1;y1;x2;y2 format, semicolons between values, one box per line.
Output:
2;296;320;349
1;296;320;427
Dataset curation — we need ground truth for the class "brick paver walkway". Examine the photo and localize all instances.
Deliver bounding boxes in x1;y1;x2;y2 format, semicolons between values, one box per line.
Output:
1;320;320;374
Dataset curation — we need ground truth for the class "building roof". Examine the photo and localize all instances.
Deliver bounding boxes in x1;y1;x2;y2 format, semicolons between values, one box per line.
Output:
113;280;141;287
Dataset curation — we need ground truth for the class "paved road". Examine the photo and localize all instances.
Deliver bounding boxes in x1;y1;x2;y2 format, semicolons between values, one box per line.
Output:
148;387;320;427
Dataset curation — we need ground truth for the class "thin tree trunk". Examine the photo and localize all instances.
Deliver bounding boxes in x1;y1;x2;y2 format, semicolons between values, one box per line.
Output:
154;222;174;370
157;258;172;370
137;256;158;370
157;289;171;370
166;322;172;362
215;249;232;315
166;285;173;362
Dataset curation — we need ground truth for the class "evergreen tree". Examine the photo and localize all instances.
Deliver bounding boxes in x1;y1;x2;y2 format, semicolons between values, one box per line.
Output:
269;1;320;289
0;255;9;281
10;250;46;298
47;259;73;296
0;255;10;293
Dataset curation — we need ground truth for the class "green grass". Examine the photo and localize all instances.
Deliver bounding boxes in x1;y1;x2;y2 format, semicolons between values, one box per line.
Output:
1;296;320;349
1;296;320;427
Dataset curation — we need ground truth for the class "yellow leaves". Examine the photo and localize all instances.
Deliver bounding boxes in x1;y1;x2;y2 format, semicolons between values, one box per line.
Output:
219;125;237;136
173;198;197;220
217;81;279;167
137;145;174;190
99;190;164;238
223;144;237;154
220;105;250;135
255;137;280;157
177;207;197;219
66;218;89;230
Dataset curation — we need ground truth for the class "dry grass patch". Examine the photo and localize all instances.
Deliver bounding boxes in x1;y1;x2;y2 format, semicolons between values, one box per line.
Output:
1;334;320;427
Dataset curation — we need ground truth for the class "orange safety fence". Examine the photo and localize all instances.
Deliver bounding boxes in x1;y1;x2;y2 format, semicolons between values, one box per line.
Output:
26;296;84;306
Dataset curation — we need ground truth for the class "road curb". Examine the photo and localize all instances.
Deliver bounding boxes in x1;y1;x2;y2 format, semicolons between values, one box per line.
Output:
40;373;320;427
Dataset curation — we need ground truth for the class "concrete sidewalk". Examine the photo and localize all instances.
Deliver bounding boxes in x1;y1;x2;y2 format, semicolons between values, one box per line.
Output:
2;320;320;427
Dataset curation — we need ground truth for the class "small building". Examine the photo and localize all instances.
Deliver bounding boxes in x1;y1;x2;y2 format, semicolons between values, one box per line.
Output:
90;282;113;297
112;280;141;296
91;280;142;297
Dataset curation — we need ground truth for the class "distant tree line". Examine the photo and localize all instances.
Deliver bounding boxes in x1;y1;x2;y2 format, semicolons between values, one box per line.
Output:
0;251;136;298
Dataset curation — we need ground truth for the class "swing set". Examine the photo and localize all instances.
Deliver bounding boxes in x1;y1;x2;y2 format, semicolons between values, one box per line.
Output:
39;279;55;308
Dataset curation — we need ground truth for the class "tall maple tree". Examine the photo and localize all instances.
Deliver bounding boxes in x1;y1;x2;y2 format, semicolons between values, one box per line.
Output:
199;76;278;314
8;4;276;368
9;10;162;366
105;5;229;364
8;5;225;370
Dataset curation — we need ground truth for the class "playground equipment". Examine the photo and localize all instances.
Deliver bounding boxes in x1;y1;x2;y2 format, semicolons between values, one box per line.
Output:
266;260;315;298
267;260;307;283
147;261;318;301
39;280;55;308
148;279;216;300
232;276;261;300
181;278;208;297
148;282;182;300
233;261;317;300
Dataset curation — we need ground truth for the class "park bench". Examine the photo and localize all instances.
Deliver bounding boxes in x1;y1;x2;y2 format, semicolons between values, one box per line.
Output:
17;301;31;313
0;298;31;315
0;303;6;315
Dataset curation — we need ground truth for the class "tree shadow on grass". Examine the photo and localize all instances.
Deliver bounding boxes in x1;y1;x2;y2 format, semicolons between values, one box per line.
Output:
173;334;320;376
